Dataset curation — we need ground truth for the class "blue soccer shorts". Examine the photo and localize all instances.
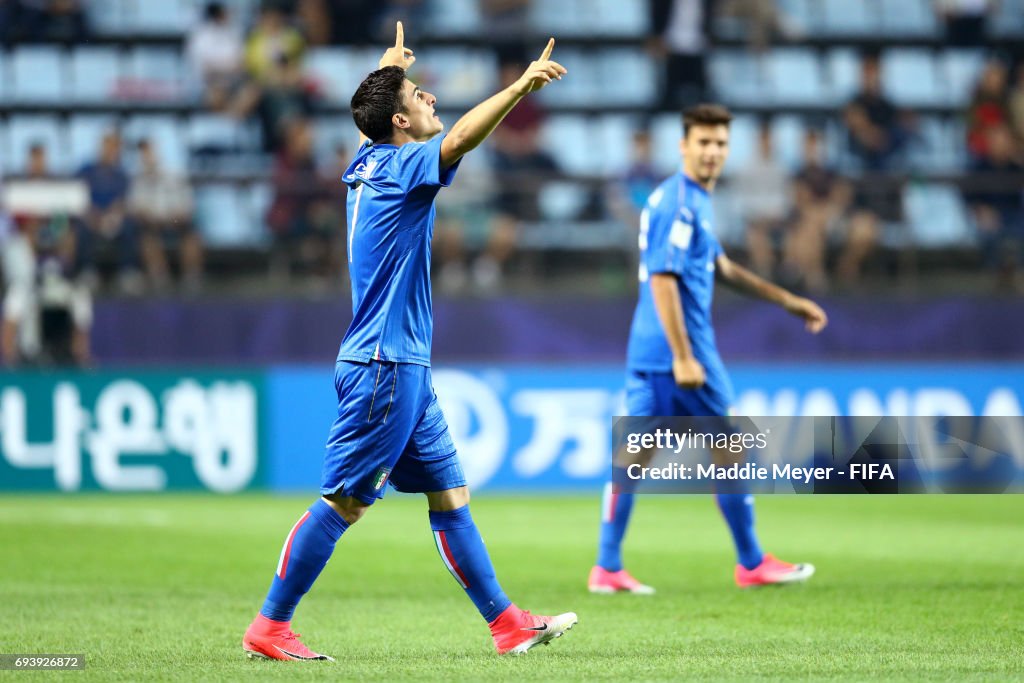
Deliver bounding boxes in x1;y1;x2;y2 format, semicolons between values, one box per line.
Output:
625;369;734;418
321;360;466;504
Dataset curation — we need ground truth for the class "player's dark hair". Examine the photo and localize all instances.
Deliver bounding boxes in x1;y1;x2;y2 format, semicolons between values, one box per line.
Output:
351;66;407;144
682;103;733;138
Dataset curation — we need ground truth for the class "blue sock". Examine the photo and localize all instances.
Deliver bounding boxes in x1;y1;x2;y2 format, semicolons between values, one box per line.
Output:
596;474;635;572
260;499;349;622
429;506;511;623
716;493;763;570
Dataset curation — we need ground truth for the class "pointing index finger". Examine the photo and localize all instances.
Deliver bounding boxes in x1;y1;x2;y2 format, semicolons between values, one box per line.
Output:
539;37;554;61
395;20;404;48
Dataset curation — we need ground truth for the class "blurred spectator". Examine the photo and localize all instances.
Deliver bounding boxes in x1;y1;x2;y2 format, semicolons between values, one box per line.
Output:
650;0;712;108
843;52;911;171
1011;63;1024;145
76;131;143;294
185;2;246;113
481;0;531;62
128;140;203;293
934;0;994;46
0;0;89;43
734;122;792;278
964;124;1024;290
244;2;315;151
967;58;1012;165
2;145;91;367
788;129;854;292
266;118;341;283
715;0;801;53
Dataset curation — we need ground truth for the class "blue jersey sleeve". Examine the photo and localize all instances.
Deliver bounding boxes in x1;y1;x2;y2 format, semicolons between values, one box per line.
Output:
644;200;693;277
391;134;460;191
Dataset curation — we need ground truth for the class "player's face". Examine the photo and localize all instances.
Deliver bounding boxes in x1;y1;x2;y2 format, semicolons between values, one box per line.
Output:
396;79;444;141
680;124;730;186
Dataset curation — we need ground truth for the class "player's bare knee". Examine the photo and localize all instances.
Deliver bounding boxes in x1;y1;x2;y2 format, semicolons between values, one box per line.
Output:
425;486;470;511
322;494;370;525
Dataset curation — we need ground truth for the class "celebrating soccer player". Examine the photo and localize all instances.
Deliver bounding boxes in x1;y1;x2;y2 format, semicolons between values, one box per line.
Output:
242;23;576;660
589;104;829;595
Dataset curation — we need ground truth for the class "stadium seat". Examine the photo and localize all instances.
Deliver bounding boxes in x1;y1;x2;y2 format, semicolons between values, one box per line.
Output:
538;181;589;222
124;0;191;34
594;114;641;177
0;51;6;102
304;48;355;105
650;113;682;176
425;0;483;35
424;49;497;108
6;116;67;174
312;117;356;168
776;0;813;32
528;0;588;36
709;187;745;246
903;183;973;247
187;114;247;153
195;185;255;246
87;0;129;34
941;49;986;107
719;113;758;176
122;115;187;173
770;115;806;172
540;115;597;176
709;50;766;105
990;0;1024;36
70;47;123;103
126;47;185;99
599;50;656;106
245;182;273;243
878;0;938;36
881;49;944;106
67;115;119;170
818;0;879;35
825;48;861;105
591;0;648;36
536;48;597;107
11;46;67;103
768;48;824;105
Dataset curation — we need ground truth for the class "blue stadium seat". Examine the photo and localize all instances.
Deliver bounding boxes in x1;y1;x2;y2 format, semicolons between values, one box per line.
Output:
536;48;597;107
187;114;247;153
540;115;597;176
941;49;986;107
425;0;483;35
818;0;879;35
768;48;824;105
709;187;745;246
878;0;938;36
126;47;184;94
11;46;67;102
67;115;119;170
195;185;254;246
6;116;66;174
122;115;187;173
903;183;973;247
312;117;357;168
825;48;861;105
424;49;497;108
770;115;806;172
591;0;648;36
528;0;588;36
87;0;129;34
304;48;355;106
776;0;813;32
594;115;641;177
599;49;656;106
991;0;1024;36
538;181;589;222
0;51;6;102
70;47;123;103
650;114;682;176
719;113;759;176
246;182;273;243
125;0;191;34
881;49;943;106
709;50;766;105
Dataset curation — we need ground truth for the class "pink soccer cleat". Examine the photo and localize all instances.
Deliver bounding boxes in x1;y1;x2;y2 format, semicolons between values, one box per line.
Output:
489;604;578;655
735;553;815;588
242;614;335;662
587;566;656;594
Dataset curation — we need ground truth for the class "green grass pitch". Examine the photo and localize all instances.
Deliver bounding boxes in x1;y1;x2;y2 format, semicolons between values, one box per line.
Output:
2;494;1022;681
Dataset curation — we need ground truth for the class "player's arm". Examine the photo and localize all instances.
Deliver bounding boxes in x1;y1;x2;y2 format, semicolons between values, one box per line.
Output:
439;38;566;169
650;273;706;388
360;22;418;147
715;254;828;333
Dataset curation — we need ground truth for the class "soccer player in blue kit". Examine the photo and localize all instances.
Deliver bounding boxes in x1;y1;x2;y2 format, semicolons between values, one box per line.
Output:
588;104;829;595
243;23;576;660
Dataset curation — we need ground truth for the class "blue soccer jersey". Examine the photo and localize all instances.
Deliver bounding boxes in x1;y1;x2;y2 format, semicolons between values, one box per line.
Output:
338;135;460;366
626;173;731;398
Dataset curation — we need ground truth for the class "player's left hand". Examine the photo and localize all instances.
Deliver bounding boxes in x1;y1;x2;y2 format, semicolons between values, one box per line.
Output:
379;21;416;70
784;296;828;334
